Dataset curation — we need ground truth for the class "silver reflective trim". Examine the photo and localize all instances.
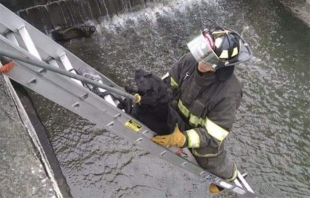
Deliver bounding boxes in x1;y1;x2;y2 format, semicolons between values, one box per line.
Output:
161;72;169;80
232;187;246;194
219;181;233;189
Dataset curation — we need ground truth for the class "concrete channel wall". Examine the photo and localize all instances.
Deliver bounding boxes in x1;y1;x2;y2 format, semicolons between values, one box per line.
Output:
0;74;62;198
1;1;310;34
279;0;310;27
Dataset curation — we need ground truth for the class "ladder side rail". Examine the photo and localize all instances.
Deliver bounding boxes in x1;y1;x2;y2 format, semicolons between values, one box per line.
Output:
0;61;64;198
6;59;203;173
1;36;195;167
0;5;119;89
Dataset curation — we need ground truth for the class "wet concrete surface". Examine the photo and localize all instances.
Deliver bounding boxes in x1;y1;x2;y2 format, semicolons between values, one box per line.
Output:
279;0;310;27
0;75;57;198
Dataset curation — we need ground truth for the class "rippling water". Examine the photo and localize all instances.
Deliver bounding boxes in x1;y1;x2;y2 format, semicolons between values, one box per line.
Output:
29;0;310;197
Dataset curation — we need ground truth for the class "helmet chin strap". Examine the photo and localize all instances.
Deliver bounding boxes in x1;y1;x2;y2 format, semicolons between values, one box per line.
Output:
213;61;227;71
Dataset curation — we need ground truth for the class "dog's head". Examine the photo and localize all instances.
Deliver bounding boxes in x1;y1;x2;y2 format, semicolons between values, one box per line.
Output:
133;69;170;107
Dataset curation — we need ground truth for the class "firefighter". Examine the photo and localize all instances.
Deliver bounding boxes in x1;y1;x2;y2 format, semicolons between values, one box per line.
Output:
151;26;252;190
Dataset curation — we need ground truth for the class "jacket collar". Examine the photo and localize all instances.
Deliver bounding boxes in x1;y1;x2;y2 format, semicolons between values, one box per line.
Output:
193;67;217;87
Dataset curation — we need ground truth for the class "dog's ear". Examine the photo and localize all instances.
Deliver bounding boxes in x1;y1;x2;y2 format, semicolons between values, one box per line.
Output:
133;69;158;105
134;69;152;94
133;69;171;106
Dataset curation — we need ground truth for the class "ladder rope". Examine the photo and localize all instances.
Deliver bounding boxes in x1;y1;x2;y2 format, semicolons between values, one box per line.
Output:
0;61;14;73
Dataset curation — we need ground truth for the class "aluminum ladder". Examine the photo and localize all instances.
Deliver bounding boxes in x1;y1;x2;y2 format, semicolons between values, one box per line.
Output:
0;4;257;197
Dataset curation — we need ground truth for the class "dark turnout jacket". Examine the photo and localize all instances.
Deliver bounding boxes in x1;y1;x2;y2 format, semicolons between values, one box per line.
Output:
166;53;242;157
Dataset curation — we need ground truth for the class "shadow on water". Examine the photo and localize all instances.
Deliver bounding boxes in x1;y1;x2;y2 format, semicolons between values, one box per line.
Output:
28;0;309;197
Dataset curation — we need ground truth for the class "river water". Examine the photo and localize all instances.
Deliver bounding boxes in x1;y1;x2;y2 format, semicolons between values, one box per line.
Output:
28;0;310;197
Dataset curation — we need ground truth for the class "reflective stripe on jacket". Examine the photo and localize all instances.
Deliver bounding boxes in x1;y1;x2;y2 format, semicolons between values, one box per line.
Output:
167;53;242;157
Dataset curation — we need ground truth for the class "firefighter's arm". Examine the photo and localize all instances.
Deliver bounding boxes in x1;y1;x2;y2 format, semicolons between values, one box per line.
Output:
184;93;240;149
152;96;236;148
151;94;239;148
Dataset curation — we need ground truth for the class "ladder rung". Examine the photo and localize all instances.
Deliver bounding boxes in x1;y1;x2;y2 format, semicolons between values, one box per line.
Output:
107;121;114;127
218;181;233;189
72;102;80;108
142;130;149;135
135;137;143;143
47;58;60;68
114;113;121;118
18;25;41;60
5;31;19;46
102;94;117;107
59;53;84;86
81;72;117;107
232;186;246;194
234;177;243;187
237;171;254;193
37;68;47;74
79;93;88;100
181;161;187;166
27;78;37;85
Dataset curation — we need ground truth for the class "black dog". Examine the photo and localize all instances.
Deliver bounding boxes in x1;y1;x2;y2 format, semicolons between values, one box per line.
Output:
121;69;188;135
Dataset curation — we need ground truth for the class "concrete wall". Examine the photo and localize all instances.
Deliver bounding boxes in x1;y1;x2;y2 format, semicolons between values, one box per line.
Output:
0;74;61;198
279;0;310;26
15;0;160;33
2;0;309;34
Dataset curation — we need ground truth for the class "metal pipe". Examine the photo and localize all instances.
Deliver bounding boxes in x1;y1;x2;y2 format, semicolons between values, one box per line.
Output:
0;49;140;103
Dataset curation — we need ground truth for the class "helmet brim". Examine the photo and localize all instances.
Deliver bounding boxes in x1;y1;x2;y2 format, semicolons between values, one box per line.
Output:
216;30;252;67
187;29;252;69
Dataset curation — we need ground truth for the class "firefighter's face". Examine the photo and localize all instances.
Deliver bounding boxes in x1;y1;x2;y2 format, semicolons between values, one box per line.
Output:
198;61;214;73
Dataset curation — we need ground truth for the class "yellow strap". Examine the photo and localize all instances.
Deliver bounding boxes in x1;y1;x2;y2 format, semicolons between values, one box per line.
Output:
205;119;228;141
170;77;179;88
189;114;199;127
178;100;189;118
226;166;238;182
192;149;219;157
178;99;228;143
186;129;200;148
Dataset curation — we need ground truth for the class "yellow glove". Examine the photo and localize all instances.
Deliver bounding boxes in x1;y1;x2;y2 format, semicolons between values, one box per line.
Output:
151;124;186;147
